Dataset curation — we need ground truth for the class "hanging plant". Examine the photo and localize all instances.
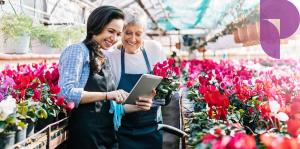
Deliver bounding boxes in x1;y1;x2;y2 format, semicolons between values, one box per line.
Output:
31;25;66;48
0;14;33;38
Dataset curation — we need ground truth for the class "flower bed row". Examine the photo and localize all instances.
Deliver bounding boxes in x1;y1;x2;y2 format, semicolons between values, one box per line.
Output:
180;58;300;149
0;62;73;149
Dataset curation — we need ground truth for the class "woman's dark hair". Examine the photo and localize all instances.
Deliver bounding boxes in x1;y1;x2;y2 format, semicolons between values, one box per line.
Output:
83;6;124;73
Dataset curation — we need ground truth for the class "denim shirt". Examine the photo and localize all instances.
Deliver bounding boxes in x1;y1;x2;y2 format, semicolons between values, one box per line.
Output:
58;43;124;130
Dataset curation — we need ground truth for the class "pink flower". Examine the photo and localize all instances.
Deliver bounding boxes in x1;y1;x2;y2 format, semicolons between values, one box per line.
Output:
64;102;75;112
226;133;256;149
287;119;300;137
54;96;65;106
168;58;175;66
186;80;194;88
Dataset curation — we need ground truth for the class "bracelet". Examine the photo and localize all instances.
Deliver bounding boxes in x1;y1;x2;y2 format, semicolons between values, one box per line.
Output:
105;92;108;101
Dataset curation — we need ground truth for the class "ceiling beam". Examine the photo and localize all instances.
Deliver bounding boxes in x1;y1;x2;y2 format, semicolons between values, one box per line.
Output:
135;0;158;29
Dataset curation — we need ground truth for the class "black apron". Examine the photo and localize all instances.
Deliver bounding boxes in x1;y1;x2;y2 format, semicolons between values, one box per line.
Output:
117;48;163;149
68;58;118;149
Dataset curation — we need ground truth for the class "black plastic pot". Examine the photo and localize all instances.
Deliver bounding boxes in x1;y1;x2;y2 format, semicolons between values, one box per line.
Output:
0;131;16;149
35;116;56;133
26;120;35;137
15;127;27;143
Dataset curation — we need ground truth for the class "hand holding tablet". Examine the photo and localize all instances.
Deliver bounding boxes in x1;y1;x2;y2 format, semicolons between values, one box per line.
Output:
124;74;163;105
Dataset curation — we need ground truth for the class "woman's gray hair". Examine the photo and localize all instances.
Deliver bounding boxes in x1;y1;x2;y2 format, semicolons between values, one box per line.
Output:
123;6;147;29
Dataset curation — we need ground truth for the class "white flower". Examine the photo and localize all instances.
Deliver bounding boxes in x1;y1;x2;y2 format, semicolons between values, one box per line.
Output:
269;100;289;122
269;100;280;113
0;96;16;121
275;112;289;121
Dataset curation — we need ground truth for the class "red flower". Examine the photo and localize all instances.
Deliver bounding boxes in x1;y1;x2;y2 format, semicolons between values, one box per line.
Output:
173;67;180;76
186;80;194;88
33;89;41;102
54;96;65;106
259;102;271;118
168;58;175;66
51;67;59;84
50;84;61;94
203;89;229;120
45;71;52;82
198;76;208;86
215;128;222;135
260;134;300;149
287;119;300;137
226;133;256;149
202;134;218;144
20;89;26;99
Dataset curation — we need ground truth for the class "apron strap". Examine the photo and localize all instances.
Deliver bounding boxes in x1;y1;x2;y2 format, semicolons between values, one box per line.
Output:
120;47;152;75
141;47;152;74
121;48;126;75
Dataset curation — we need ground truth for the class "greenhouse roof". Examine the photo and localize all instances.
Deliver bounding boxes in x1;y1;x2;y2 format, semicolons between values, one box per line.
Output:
97;0;259;33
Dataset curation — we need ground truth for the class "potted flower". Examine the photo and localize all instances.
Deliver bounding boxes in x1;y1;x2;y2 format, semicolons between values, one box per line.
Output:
17;99;46;137
0;14;32;54
153;58;181;105
0;96;17;149
31;25;66;54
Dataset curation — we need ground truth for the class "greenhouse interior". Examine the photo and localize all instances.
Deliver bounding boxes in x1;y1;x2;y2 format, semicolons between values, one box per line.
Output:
1;0;300;149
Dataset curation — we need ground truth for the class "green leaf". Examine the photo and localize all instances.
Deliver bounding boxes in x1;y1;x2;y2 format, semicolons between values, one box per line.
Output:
17;104;28;116
17;121;26;130
37;109;48;119
0;121;6;133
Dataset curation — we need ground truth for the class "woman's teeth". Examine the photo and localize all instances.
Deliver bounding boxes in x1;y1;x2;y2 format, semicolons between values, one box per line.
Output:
104;40;113;47
127;42;136;46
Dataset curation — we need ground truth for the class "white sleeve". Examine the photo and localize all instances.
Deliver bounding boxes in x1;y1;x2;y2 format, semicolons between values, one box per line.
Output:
144;40;167;67
157;42;167;62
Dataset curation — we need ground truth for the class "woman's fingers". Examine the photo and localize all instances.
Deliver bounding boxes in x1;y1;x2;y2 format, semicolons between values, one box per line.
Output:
119;90;129;101
135;97;153;111
136;104;151;111
137;97;152;102
115;90;124;103
151;89;156;97
136;101;152;107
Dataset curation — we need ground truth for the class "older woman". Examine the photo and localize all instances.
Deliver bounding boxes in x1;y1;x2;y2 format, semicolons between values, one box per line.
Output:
105;7;168;149
58;6;154;149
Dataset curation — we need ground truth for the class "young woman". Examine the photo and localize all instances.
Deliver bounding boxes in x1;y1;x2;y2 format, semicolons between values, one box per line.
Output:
58;6;153;149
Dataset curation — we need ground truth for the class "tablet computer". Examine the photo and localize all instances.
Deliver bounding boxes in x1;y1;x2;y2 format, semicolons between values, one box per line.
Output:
124;74;163;104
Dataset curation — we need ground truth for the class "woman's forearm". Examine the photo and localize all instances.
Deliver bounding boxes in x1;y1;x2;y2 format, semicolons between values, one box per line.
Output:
79;91;107;104
123;104;139;113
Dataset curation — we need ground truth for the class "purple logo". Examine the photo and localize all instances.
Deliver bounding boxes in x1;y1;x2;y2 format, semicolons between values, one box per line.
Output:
260;0;300;59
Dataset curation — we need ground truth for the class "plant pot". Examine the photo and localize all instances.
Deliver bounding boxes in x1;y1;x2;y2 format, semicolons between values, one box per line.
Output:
35;116;56;133
15;127;27;144
31;39;60;54
233;30;241;43
247;23;260;42
238;27;248;43
0;131;16;149
0;33;30;54
26;120;35;137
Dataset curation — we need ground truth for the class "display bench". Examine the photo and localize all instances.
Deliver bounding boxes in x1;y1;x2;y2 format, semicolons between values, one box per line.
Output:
179;88;195;149
11;117;68;149
0;53;59;67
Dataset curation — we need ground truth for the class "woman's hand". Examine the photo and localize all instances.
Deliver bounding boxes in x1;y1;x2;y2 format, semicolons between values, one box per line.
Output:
136;97;153;111
107;89;129;104
135;89;156;111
